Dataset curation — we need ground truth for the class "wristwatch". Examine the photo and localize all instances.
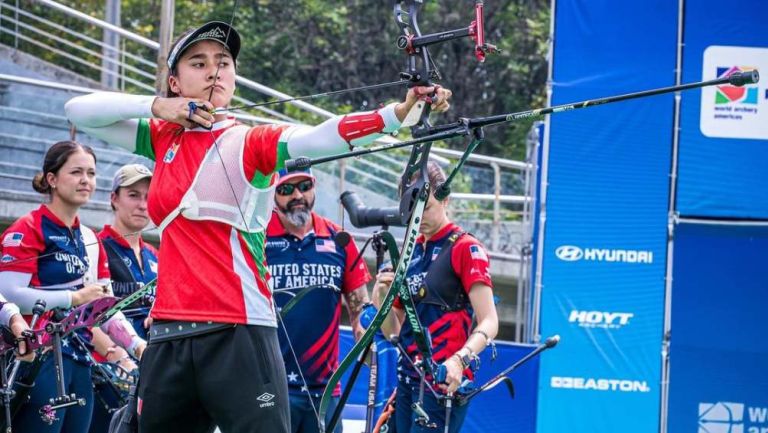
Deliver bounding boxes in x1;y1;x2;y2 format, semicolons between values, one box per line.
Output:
459;354;472;369
453;353;471;369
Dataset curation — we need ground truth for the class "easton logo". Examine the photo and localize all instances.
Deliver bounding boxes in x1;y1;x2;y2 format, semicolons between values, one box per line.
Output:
257;392;275;408
550;376;650;393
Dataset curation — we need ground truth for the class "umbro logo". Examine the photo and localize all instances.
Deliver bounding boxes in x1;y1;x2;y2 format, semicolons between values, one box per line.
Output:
257;392;275;408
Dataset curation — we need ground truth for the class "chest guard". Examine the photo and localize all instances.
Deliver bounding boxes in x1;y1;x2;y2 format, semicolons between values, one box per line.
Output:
415;231;470;312
158;124;277;234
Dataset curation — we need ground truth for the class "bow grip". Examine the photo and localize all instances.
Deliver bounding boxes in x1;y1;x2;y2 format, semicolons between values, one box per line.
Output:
436;363;448;383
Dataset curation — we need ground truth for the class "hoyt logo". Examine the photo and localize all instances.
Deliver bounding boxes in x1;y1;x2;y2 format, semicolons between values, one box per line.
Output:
555;245;653;264
699;402;768;433
569;310;633;329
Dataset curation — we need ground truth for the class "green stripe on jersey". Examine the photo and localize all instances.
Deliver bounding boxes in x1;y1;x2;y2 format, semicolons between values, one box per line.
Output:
240;230;269;282
248;140;290;188
275;141;290;171
135;119;155;161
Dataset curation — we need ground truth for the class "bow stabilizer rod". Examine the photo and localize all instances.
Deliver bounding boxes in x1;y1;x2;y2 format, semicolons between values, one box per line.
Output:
467;69;759;128
459;335;560;403
285;69;759;171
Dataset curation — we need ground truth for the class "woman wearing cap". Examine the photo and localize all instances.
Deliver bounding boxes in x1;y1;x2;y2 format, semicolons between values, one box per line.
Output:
372;161;498;433
88;163;157;433
98;163;157;341
65;21;451;433
0;141;147;433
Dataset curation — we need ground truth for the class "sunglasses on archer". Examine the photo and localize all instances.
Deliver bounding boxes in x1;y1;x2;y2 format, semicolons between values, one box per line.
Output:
276;179;315;196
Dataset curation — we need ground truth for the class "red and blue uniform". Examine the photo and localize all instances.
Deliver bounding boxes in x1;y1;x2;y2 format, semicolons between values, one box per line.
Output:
98;225;158;340
266;212;370;398
394;223;492;382
1;204;109;363
393;222;492;433
1;205;109;289
0;204;110;433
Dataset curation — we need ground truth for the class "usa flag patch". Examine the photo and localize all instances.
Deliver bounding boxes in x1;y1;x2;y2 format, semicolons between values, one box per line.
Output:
316;239;336;253
2;232;23;247
431;247;441;261
469;245;488;261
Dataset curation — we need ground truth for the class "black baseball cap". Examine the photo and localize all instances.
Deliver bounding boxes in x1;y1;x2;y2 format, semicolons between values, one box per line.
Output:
167;21;241;71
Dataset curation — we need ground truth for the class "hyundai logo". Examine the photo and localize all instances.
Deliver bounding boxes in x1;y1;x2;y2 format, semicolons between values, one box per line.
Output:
555;245;583;261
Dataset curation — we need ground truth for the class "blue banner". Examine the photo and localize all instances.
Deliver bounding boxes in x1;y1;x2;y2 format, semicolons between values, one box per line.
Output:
338;330;540;433
537;1;677;432
667;222;768;433
676;0;768;218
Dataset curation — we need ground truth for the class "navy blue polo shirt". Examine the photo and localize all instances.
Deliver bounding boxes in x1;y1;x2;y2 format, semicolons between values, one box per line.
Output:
266;211;370;397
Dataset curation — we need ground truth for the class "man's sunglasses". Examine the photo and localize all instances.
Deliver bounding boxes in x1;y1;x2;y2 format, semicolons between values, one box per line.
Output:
276;179;315;196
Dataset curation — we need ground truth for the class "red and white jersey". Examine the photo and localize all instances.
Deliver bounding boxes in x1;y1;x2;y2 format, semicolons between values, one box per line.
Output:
136;118;290;326
65;91;401;327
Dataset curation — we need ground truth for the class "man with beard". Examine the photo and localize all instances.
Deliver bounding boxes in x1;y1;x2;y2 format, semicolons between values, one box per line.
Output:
265;167;371;433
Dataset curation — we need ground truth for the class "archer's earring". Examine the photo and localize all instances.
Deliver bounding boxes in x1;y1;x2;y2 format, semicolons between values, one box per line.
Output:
51;184;57;189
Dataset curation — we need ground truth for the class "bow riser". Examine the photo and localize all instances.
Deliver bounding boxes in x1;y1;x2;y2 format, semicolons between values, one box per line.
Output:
318;194;428;433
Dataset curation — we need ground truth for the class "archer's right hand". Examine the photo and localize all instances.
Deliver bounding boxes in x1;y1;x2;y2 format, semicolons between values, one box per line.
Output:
151;97;215;129
71;284;109;307
372;271;395;307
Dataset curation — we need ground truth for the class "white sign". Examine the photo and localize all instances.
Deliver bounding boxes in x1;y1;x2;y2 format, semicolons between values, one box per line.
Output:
700;46;768;140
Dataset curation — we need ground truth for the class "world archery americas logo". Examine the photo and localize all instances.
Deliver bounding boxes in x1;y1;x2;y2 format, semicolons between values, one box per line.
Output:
699;402;744;433
699;401;768;433
715;66;759;105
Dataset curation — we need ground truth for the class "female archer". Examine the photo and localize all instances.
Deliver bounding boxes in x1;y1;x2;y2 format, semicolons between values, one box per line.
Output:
373;161;498;433
65;21;451;433
0;140;146;433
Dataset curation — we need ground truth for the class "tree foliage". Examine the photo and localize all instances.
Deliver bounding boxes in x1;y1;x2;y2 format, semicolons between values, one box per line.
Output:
2;0;549;160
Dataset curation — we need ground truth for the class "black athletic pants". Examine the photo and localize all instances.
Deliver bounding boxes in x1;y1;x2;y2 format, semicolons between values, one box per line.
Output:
137;324;289;433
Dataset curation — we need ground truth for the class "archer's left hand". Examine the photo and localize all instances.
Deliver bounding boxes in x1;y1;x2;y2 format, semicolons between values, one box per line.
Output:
9;314;35;362
438;355;464;394
395;85;452;122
